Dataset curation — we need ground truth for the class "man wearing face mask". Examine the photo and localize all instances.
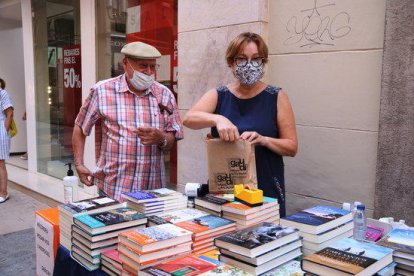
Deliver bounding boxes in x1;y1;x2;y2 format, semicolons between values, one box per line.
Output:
72;41;183;201
183;32;298;217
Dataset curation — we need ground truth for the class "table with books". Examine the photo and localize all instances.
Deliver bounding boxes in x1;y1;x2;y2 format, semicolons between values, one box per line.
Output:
49;188;413;276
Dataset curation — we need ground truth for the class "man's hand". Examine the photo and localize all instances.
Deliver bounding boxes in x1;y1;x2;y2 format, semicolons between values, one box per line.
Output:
137;127;164;146
75;164;94;186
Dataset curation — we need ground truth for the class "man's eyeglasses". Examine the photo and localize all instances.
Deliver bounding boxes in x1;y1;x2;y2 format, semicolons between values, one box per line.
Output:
136;63;160;71
234;57;264;68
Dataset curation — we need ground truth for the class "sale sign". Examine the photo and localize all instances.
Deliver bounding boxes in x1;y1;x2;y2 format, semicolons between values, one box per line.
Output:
62;45;82;152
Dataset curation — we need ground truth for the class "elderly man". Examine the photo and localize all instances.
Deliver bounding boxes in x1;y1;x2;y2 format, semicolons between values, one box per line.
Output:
72;42;183;201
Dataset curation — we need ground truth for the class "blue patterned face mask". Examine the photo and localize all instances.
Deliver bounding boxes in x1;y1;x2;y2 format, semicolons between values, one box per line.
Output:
234;62;264;86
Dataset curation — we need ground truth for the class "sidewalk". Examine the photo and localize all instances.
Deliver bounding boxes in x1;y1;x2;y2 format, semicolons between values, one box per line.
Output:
0;181;59;235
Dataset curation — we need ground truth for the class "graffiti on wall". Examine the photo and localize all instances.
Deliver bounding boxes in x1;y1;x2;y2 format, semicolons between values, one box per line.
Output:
284;0;351;48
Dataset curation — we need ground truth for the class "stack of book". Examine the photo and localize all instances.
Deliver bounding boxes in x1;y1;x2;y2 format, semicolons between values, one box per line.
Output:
280;205;353;256
100;249;122;276
71;207;147;271
377;228;414;275
121;188;187;215
215;222;302;275
194;193;234;216
302;237;394;275
57;196;124;250
117;223;193;274
221;196;280;229
140;253;253;275
160;208;237;253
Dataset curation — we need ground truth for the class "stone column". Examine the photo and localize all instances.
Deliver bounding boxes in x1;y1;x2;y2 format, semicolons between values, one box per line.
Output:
374;0;414;225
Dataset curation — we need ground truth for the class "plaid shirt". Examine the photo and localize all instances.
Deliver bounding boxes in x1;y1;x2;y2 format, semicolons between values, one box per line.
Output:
75;74;183;200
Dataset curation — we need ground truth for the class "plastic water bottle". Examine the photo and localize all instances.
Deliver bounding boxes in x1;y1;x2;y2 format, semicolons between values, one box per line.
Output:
353;204;367;241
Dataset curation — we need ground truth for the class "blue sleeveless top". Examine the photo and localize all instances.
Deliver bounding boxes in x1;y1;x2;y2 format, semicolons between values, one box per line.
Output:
211;85;286;215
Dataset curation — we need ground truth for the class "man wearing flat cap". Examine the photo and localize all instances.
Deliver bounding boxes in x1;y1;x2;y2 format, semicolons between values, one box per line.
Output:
72;41;183;201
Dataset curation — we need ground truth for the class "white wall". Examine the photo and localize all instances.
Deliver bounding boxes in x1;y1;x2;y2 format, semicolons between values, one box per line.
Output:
268;0;386;216
0;27;27;153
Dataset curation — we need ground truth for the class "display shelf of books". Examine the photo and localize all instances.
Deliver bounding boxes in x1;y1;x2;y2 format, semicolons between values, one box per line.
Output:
117;223;193;273
122;188;188;215
215;222;302;275
70;207;147;271
376;228;414;275
302;237;394;276
280;205;353;256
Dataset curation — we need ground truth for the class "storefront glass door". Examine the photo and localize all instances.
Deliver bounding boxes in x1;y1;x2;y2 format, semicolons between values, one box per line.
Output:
32;0;81;178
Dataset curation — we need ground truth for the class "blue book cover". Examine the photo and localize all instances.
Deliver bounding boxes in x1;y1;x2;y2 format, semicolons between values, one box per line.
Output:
304;238;393;274
75;207;146;229
377;228;414;254
283;205;351;226
123;191;157;201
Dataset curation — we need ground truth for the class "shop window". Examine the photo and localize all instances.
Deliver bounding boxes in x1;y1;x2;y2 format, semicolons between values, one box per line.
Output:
32;0;81;178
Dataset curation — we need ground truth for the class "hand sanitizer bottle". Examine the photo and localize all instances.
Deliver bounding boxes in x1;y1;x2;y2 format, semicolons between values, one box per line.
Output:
63;163;79;203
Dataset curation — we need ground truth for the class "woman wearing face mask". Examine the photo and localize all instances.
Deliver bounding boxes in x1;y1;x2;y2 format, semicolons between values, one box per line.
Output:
183;32;298;217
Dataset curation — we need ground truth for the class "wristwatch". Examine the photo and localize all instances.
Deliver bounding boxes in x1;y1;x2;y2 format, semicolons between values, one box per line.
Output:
159;134;168;149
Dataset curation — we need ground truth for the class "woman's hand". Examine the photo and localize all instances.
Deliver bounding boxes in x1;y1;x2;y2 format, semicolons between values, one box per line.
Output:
216;116;239;141
241;131;265;146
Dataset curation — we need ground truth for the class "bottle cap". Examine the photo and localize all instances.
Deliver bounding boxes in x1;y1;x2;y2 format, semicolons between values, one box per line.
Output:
356;204;365;210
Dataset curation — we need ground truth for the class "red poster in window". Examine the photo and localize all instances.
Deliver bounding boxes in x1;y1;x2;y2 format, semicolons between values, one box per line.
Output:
62;45;82;153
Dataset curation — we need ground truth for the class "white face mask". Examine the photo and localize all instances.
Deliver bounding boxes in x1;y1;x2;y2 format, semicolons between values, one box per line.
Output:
128;62;154;91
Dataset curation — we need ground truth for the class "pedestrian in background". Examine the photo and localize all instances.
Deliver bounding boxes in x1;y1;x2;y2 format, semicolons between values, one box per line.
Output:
0;78;14;203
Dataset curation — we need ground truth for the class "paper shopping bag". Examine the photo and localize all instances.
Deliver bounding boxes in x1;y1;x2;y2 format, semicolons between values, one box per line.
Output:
206;137;257;193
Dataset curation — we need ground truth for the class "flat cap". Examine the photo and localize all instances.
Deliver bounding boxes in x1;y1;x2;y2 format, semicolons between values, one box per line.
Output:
121;42;161;59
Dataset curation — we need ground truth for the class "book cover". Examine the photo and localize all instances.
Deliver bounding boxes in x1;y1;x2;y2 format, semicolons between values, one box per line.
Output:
59;196;122;216
175;214;235;235
377;228;414;255
260;259;304;276
120;223;192;251
74;207;146;233
198;194;232;205
141;255;217;275
159;208;209;224
199;264;253;275
219;248;302;275
122;188;181;202
303;237;393;275
147;215;170;226
101;249;122;268
221;197;278;215
215;222;298;254
281;205;352;234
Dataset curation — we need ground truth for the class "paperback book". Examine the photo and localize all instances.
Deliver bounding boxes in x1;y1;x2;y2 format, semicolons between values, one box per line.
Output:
221;196;278;216
302;237;394;276
58;196;124;217
214;222;299;258
219;247;302;275
175;214;236;238
121;188;182;203
74;207;147;235
118;223;193;252
377;228;414;260
159;208;209;224
140;255;217;275
219;238;302;266
280;205;353;234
